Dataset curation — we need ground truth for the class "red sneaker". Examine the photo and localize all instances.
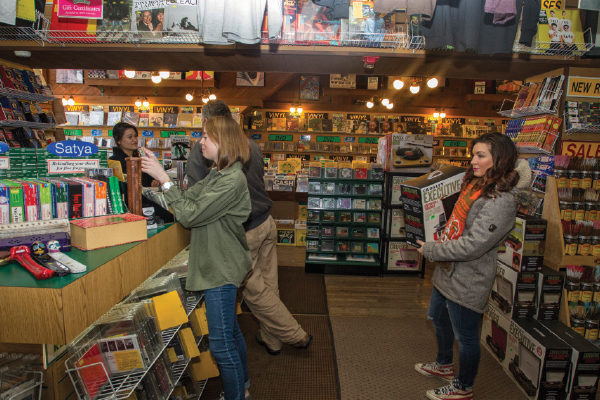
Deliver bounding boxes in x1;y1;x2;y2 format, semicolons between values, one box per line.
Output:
414;362;455;382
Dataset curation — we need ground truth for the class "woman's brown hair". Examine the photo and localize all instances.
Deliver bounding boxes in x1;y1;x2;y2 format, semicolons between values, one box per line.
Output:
203;116;250;171
462;132;519;198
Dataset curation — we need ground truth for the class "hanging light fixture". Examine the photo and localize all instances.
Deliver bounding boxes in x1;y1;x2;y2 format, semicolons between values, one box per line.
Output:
290;102;303;117
124;70;135;78
202;91;210;103
366;101;374;108
381;98;389;106
151;72;162;83
185;90;194;101
209;93;216;101
393;79;404;90
440;110;446;118
62;96;68;106
159;71;170;79
67;95;75;106
427;78;439;88
142;97;149;107
433;109;440;118
410;84;420;94
135;97;142;107
386;103;393;109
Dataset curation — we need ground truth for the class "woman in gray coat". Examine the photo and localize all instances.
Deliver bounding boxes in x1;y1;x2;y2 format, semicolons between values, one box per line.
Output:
414;132;531;400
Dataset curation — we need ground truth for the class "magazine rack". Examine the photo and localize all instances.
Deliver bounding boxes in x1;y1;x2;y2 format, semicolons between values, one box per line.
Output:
0;370;44;400
564;110;600;135
512;28;594;60
498;95;561;119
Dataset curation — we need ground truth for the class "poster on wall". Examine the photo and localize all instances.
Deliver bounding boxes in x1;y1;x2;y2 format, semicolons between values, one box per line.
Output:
56;69;84;84
536;8;586;52
330;74;356;89
57;0;103;18
236;72;265;87
300;75;319;100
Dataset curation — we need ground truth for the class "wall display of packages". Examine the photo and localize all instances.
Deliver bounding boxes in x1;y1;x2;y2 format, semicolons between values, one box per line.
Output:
0;66;53;98
305;160;383;265
503;115;562;155
564;264;600;347
553;156;600;257
64;247;211;400
565;100;600;132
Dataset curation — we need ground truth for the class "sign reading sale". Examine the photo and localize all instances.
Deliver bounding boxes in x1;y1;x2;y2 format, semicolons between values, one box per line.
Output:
561;140;600;158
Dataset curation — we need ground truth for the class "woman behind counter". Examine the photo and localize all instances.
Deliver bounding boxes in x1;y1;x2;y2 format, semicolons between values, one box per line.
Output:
140;116;253;400
109;122;158;187
414;132;532;400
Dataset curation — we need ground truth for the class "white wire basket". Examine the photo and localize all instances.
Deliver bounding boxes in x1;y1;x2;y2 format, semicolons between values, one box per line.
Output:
0;88;55;103
497;86;562;118
0;370;44;400
564;110;600;135
512;28;594;60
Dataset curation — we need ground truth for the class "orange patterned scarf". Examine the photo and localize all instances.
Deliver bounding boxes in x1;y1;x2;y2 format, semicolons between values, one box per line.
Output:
438;178;482;243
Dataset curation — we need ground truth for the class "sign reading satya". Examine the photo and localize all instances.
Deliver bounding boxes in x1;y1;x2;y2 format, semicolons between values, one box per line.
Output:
567;77;600;98
47;159;100;174
561;140;600;158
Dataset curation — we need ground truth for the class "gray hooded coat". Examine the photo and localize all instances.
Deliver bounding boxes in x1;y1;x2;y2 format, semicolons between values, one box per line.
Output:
422;159;533;314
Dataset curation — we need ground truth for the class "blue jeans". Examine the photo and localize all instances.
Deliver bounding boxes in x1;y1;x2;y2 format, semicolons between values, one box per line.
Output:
427;287;482;389
204;285;249;400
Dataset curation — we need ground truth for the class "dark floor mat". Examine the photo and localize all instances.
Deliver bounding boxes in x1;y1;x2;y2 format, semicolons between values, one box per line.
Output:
330;316;528;400
202;313;339;400
278;265;328;315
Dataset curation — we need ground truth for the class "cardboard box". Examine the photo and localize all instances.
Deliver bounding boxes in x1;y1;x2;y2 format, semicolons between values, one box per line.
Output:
498;214;547;272
506;318;571;400
541;320;600;400
490;261;538;320
535;266;564;321
400;165;466;247
70;213;148;250
389;133;433;173
482;303;513;366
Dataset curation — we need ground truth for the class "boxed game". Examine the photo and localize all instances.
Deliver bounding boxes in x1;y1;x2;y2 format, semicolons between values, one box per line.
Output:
400;165;466;247
490;261;538;320
481;303;512;364
535;266;564;321
506;318;571;400
498;214;547;272
541;320;600;400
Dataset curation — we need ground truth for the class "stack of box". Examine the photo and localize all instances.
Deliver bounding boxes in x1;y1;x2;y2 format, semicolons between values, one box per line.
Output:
0;149;37;180
36;148;109;178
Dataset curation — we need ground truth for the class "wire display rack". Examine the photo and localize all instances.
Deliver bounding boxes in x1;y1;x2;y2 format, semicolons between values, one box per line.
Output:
0;120;56;129
564;111;600;135
497;94;561;118
0;88;55;103
512;28;594;60
185;292;204;316
0;370;44;400
163;358;191;400
65;325;181;400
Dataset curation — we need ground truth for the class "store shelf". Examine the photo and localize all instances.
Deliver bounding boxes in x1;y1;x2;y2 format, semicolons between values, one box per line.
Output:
497;100;560;118
164;358;192;400
0;88;55;102
432;136;476;139
249;129;384;137
512;29;594;60
0;120;56;129
84;79;215;88
185;292;204;316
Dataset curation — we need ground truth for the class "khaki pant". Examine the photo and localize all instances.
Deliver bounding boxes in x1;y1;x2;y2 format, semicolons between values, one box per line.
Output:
241;215;306;350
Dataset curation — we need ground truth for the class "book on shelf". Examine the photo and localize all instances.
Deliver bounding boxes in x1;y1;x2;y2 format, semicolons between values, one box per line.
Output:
123;112;140;126
271;117;286;131
308;118;323;131
79;112;90;126
177;113;193;127
285;118;299;131
138;113;149;127
164;113;178;128
332;113;344;132
513;84;530;109
321;119;333;132
192;113;203;127
149;113;164;127
107;111;122;126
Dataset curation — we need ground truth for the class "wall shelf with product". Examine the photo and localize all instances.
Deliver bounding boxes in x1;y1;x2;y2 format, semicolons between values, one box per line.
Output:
304;160;384;275
381;171;424;277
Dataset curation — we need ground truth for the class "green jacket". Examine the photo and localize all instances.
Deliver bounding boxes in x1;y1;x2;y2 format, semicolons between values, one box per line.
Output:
163;161;252;291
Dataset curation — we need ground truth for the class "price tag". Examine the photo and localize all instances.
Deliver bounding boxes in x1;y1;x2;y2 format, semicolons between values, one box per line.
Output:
91;129;102;137
142;130;154;137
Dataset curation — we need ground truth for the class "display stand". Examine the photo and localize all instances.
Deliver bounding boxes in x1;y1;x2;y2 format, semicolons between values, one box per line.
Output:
305;166;383;275
381;171;424;277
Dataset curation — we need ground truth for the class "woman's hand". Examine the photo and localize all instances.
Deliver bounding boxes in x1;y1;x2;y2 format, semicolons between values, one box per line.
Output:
140;148;170;184
151;179;161;187
416;240;425;255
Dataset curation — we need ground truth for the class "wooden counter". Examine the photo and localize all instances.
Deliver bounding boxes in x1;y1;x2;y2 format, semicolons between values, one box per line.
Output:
0;223;190;345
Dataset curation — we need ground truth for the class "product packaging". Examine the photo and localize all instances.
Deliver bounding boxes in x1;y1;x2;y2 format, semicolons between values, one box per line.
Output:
498;214;547;272
535;266;564;321
490;261;538;320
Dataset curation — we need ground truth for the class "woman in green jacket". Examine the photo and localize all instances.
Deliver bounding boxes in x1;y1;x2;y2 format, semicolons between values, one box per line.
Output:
141;116;252;400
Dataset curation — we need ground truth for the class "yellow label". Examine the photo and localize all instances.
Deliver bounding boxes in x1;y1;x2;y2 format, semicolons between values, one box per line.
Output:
113;350;144;372
16;0;36;22
567;290;580;302
570;177;580;189
582;177;592;189
567;76;600;98
558;177;569;188
585;328;599;340
581;290;593;303
575;209;585;221
574;326;585;336
579;243;591;256
594;244;600;257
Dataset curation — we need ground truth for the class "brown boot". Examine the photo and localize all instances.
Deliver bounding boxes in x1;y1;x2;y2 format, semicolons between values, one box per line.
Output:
292;334;313;349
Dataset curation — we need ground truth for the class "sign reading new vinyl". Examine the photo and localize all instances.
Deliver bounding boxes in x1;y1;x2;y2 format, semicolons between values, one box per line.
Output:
46;141;100;174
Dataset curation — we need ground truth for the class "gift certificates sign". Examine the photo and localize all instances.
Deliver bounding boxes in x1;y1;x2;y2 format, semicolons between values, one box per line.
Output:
47;159;100;174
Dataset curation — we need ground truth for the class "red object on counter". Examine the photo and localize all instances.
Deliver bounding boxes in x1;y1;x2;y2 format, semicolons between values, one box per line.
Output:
10;246;54;280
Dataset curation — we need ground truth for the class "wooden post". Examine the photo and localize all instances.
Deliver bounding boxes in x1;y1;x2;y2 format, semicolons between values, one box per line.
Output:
126;157;143;215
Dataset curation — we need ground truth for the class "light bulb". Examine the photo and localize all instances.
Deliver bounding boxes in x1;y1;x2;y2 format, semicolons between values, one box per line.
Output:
142;99;149;107
135;97;142;107
427;78;438;88
393;79;404;90
209;94;216;100
202;96;209;104
159;71;170;79
151;75;162;83
67;96;74;106
290;107;296;113
410;85;420;94
186;93;193;101
297;107;303;114
366;101;374;108
382;98;389;106
124;70;135;78
440;112;446;118
62;96;68;106
433;112;440;118
386;103;393;109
